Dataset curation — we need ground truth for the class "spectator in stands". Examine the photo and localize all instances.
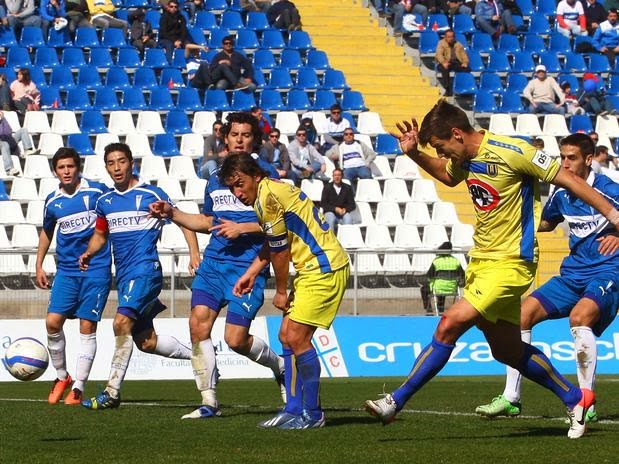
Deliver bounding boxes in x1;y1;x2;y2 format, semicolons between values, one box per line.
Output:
266;0;302;30
299;116;319;148
327;129;376;185
66;0;91;35
393;1;428;35
250;106;272;141
129;8;156;58
557;0;588;38
241;0;271;13
591;145;610;172
420;241;465;314
435;29;470;97
561;81;586;115
259;128;299;184
200;120;227;178
40;0;67;39
523;65;565;115
158;0;191;63
581;72;616;115
10;68;40;116
581;0;607;36
592;8;619;68
6;0;42;36
321;168;357;233
86;0;128;36
209;36;257;92
184;45;210;90
474;0;516;38
0;74;11;111
184;0;204;20
288;127;329;181
441;0;472;18
0;110;39;176
320;104;351;153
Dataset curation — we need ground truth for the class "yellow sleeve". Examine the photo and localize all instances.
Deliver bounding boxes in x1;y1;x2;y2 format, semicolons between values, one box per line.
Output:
504;146;560;183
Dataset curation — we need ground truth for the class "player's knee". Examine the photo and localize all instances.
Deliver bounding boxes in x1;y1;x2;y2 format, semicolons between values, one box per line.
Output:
434;315;461;345
224;333;249;353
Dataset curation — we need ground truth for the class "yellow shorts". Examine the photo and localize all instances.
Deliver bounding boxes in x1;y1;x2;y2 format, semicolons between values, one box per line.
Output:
463;258;536;325
287;265;350;329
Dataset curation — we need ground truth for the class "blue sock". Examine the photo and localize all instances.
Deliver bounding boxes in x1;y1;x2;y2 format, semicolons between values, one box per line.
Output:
282;347;303;415
392;337;454;409
518;342;581;409
295;347;322;419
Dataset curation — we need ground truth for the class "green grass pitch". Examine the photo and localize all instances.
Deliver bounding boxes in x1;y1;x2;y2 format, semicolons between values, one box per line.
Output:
1;376;618;463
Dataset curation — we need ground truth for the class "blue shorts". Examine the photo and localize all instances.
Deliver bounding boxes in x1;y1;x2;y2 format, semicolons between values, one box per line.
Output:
48;273;111;322
116;273;164;326
191;259;266;325
531;274;619;337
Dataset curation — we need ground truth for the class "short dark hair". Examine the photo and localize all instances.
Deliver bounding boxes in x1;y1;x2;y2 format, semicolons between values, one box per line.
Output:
596;145;609;155
222;35;235;44
218;151;268;185
52;147;81;171
559;133;595;157
418;100;475;146
330;104;342;113
269;127;280;136
609;8;618;14
332;168;343;176
222;112;263;152
438;241;453;251
212;119;223;129
104;142;133;163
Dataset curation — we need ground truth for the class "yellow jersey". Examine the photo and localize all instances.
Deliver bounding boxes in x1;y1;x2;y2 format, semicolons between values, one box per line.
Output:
446;131;560;262
255;178;349;274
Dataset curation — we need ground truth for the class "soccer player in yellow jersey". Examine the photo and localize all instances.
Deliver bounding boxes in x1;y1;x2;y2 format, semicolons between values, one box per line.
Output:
219;152;350;430
364;100;619;439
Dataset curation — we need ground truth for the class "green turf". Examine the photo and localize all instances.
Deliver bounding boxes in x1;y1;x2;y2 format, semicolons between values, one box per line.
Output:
1;376;618;463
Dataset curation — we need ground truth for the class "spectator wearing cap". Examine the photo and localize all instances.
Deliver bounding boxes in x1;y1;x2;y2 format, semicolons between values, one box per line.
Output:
593;9;619;67
435;29;470;96
581;0;607;36
523;65;566;115
556;0;588;38
208;36;256;91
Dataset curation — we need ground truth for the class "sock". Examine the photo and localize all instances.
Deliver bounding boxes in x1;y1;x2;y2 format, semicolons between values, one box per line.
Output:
282;347;303;415
191;339;219;408
247;336;283;376
47;331;68;380
73;333;97;392
154;334;191;359
517;342;581;409
392;337;454;409
106;335;134;398
503;329;531;403
572;326;597;413
295;347;322;420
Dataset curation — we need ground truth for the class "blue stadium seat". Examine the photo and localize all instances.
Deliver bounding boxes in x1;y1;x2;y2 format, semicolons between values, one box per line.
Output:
101;28;128;49
74;27;101;48
27;66;47;88
342;112;357;132
40;86;62;108
375;134;403;155
143;48;169;69
313;89;337;110
261;30;286;51
295;67;320;90
93;88;120;111
452;72;477;96
145;9;161;29
467;50;485;73
149;87;175;111
236;29;260;50
0;68;16;83
123;0;150;7
607;95;619;111
419;31;439;55
588;54;612;74
80;110;108;134
499;91;526;113
76;65;102;89
606;74;619;95
557;73;580;93
452;14;476;34
253;70;267;89
159;67;185;88
187;26;207;46
220;11;244;30
426;13;449;30
67;133;95;156
120;89;147;110
527;13;551;35
506;73;528;93
496;34;521;54
61;48;86;68
171;48;188;68
569;114;594;134
105;67;131;90
0;181;8;200
323;69;349;91
286;89;312;111
89;48;114;68
280;49;303;70
176;87;203;111
515;0;534;16
548;32;571;55
564;52;587;72
205;0;228;12
258;89;285;111
194;11;216;31
538;52;562;73
65;87;92;111
511;51;535;73
471;32;494;54
535;0;557;17
49;66;75;90
34;47;61;68
522;35;546;54
473;91;498;114
306;50;330;71
7;47;31;68
479;73;504;95
203;89;231;111
208;28;231;48
231;90;257;111
253;49;277;70
116;48;141;68
19;26;45;48
486;52;511;73
287;31;312;51
267;67;294;90
341;90;367;111
0;27;17;47
133;67;159;89
152;133;180;156
164;110;192;134
245;11;270;31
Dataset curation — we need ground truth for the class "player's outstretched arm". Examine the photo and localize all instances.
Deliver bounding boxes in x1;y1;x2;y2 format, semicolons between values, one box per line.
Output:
209;218;263;240
149;200;213;232
34;228;53;289
79;227;108;271
392;118;458;187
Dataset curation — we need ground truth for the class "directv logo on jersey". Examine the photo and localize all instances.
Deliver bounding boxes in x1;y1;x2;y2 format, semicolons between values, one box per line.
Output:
105;211;152;232
107;215;145;227
58;211;94;233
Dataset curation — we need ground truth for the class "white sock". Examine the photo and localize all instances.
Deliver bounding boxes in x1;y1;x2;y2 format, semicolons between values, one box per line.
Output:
154;334;191;359
247;336;284;376
503;329;531;403
191;339;219;408
571;326;597;388
106;335;134;398
47;331;68;380
73;333;97;392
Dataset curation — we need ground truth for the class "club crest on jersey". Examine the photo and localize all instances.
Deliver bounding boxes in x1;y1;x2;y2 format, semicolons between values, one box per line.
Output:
487;164;498;177
466;179;500;211
135;194;143;211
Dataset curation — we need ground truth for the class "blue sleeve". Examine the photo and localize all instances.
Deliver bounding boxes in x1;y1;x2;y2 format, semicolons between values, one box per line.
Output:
203;174;215;215
258;159;280;179
592;27;603;50
542;190;564;224
42;199;56;233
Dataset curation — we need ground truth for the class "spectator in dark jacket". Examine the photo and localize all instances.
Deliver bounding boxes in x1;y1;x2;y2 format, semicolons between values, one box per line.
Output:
66;0;91;34
158;0;191;62
266;0;302;30
259;128;298;184
209;36;256;91
129;8;156;57
321;168;357;233
581;0;607;35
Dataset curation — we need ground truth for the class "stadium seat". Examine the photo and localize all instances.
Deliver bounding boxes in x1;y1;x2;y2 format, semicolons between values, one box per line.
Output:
258;89;285;111
336;224;365;249
557;73;580;93
23;155;53;180
511;51;536;73
10;177;39;202
341;91;367;112
61;48;87;69
261;29;286;51
152;134;180;157
452;72;477;96
274;111;300;135
538;135;561;158
0;200;26;224
194;11;216;31
203;89;231;111
67;133;95;155
235;29;260;51
479;73;504;95
280;49;303;70
411;179;439;203
184;178;208;201
267;67;294;90
136;111;165;135
393;156;421;180
191;111;217;135
287;31;312;50
37;133;64;156
39;87;61;109
220;10;244;30
48;66;75;91
548;32;571;55
89;48;114;69
357;111;386;136
313;89;337;110
133;67;159;89
354;179;383;203
564;52;587;73
370;156;394;180
588;54;612;74
143;48;169;69
538;52;562;74
38;177;58;200
595;114;619;135
473;91;498;115
11;223;39;248
101;28;128;49
105;66;131;89
80;110;108;134
499;91;526;113
116;48;141;69
164;110;192;134
7;47;32;68
394;224;423;249
431;201;459;226
2;111;20;131
145;9;162;29
125;133;153;158
34;47;61;69
542;114;570;136
452;14;476;34
74;27;100;48
121;89;147;111
569;114;594;134
375;202;403;227
322;69;349;91
245;11;269;31
65;87;92;111
25;199;44;226
208;28;232;48
382;179;411;203
180;133;205;158
139;156;168;180
295;67;320;90
505;73;528;95
176;87;202;111
286;89;312;111
306;49;330;71
421;224;450;250
522;35;546;54
527;13;551;35
149;87;176;111
93;88;120;111
451;222;475;250
93;133;119;156
168;155;198;180
471;32;494;54
375;134;403;156
51;110;80;135
19;26;45;48
107;111;136;136
486;52;511;73
159;67;185;89
253;49;277;70
496;34;521;54
0;27;18;48
156;178;184;202
23;112;51;134
365;224;394;249
403;202;432;227
299;179;323;203
489;113;516;135
515;114;543;136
